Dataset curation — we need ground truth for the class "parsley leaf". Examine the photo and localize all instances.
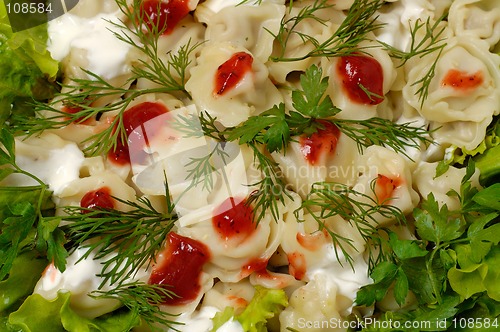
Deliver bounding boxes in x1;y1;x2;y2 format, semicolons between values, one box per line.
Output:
227;104;291;153
414;193;465;245
0;201;37;280
291;65;341;118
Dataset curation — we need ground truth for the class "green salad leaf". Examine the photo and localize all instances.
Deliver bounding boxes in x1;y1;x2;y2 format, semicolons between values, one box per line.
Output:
356;161;500;331
0;0;58;125
437;116;500;183
7;291;140;332
211;286;288;332
0;250;47;313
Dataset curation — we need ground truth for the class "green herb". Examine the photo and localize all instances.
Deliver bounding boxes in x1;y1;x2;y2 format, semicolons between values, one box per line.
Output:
356;161;500;329
0;128;61;279
8;291;141;331
296;181;405;269
379;15;447;108
60;188;177;288
90;281;180;331
270;0;384;62
0;1;59;125
211;286;288;332
246;142;293;223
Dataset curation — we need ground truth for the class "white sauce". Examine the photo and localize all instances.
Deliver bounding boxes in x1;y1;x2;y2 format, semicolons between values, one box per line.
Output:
201;0;248;13
307;245;372;312
47;11;132;79
174;306;219;332
35;248;149;318
172;306;244;332
376;0;430;51
216;318;245;332
9;141;84;196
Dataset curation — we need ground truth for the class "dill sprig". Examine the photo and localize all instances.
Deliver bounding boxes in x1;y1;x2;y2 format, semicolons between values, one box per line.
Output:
379;15;447;108
246;142;293;223
61;187;177;288
90;281;181;331
269;0;384;62
334;117;432;159
111;0;202;97
295;181;405;270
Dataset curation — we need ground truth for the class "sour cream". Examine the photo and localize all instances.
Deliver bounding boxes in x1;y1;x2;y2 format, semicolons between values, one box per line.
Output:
307;245;372;314
3;134;84;196
47;11;132;79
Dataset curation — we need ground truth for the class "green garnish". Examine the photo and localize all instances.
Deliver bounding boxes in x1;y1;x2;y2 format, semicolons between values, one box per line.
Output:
356;162;500;329
270;0;384;62
379;15;447;108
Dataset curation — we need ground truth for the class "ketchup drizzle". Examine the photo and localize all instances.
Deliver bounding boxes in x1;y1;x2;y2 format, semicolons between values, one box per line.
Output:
441;69;484;91
148;232;210;305
139;0;190;35
80;187;114;211
374;174;401;204
299;120;341;165
214;52;254;96
108;102;168;165
212;197;256;241
337;55;384;105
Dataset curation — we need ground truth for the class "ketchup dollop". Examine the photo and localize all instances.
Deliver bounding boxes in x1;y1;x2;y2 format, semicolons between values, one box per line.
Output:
80;187;114;211
287;252;306;280
212;197;256;241
139;0;190;35
149;232;211;305
108;101;168;165
441;69;484;91
337;55;384;105
299;120;341;165
374;174;401;204
214;52;254;96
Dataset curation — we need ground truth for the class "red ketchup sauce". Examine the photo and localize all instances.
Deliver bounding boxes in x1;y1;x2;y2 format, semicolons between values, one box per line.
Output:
296;229;329;251
214;52;254;96
212;197;256;241
80;187;114;211
108;101;168;165
139;0;190;35
299;120;341;165
240;257;268;278
62;104;93;125
441;69;484;91
374;174;401;204
337;55;384;105
287;252;306;280
149;232;211;305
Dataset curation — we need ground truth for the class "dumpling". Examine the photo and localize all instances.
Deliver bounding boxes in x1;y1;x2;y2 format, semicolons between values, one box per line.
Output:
403;36;500;124
449;0;500;50
349;146;420;227
186;42;283;127
202;2;286;63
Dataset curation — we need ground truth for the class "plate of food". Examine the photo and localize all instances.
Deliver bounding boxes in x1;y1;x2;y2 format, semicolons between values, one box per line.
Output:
0;0;499;331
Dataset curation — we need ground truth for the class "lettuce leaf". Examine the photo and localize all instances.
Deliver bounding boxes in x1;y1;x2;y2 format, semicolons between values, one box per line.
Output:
211;286;288;332
8;291;140;332
0;250;47;313
436;116;500;180
0;0;58;125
